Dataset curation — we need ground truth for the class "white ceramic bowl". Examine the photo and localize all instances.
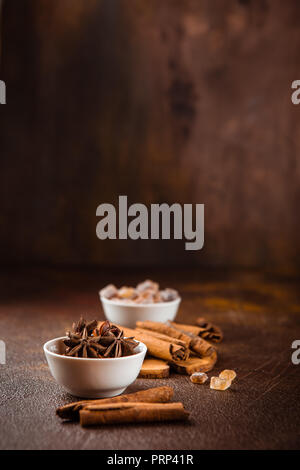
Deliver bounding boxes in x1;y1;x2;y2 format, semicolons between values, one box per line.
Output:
100;295;181;328
43;337;147;398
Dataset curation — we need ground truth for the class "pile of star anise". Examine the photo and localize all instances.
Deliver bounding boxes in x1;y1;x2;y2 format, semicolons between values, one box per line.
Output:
63;318;138;358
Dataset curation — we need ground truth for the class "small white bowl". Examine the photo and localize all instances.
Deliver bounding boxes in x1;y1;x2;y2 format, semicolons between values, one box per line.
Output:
100;295;181;328
43;337;147;398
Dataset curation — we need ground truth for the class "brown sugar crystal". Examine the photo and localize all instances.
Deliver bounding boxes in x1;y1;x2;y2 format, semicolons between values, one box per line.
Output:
210;376;231;391
190;372;208;384
219;369;236;382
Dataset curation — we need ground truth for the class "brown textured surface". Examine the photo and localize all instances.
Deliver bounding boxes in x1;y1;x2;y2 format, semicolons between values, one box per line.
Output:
0;268;299;450
1;0;300;270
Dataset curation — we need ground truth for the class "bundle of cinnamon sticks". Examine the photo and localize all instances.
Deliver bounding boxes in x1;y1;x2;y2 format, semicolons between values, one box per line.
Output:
56;386;189;426
109;317;223;377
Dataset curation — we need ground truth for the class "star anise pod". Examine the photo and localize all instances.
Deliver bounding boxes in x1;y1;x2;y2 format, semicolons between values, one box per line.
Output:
72;317;97;336
99;327;139;358
64;318;138;358
64;317;106;358
93;320;138;358
100;324;138;357
97;319;120;337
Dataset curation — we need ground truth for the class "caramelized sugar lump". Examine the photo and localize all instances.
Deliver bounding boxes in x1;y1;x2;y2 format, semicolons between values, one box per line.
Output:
136;279;159;294
160;288;178;302
99;284;118;299
219;369;236;382
210;376;231;391
118;287;137;300
190;372;208;384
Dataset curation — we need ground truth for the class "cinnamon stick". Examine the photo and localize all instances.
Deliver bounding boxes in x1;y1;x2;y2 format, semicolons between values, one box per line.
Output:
167;321;215;357
189;336;215;357
195;317;224;342
136;321;192;347
137;320;215;357
56;386;174;420
170;351;217;375
136;328;187;347
170;320;223;343
80;402;189;427
116;325;189;362
169;321;205;336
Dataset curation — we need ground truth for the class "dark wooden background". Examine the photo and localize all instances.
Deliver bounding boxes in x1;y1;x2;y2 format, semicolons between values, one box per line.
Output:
1;0;300;270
